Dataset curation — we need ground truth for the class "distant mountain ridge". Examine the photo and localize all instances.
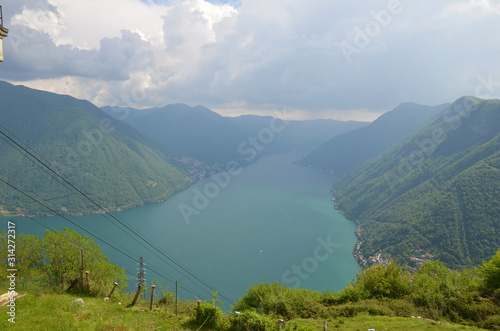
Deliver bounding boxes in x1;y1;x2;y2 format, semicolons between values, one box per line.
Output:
301;102;449;174
103;104;369;165
0;81;189;216
333;97;500;268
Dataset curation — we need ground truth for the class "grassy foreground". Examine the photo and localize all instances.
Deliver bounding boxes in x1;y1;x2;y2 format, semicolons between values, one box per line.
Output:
0;292;485;330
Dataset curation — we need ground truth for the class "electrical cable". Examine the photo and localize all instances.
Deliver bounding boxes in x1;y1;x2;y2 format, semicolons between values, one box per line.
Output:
0;128;231;303
0;184;210;301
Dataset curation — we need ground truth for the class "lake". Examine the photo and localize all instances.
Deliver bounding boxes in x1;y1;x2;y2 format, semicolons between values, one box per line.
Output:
4;153;360;304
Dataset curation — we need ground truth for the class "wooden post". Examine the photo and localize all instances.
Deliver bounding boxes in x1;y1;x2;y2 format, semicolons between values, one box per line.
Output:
165;279;169;315
85;271;90;292
324;320;327;331
79;249;84;290
175;281;178;316
130;284;143;307
66;275;79;291
150;285;156;310
196;300;202;321
107;282;118;299
277;319;285;331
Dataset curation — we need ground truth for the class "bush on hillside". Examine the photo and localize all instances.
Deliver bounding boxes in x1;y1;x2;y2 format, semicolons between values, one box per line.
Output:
0;228;127;296
477;249;500;294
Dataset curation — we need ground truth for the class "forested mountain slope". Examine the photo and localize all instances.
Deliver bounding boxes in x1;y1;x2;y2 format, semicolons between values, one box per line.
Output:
333;97;500;268
302;102;448;174
0;81;189;216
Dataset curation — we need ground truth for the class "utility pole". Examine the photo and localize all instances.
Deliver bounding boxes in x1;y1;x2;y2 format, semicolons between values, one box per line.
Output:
136;257;146;299
0;6;9;62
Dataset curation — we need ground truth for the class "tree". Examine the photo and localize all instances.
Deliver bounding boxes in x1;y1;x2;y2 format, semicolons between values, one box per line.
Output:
477;249;500;293
41;228;128;295
1;228;127;296
356;262;412;299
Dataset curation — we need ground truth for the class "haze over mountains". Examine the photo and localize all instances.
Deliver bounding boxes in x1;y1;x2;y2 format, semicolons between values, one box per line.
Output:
301;102;450;175
1;80;498;270
103;104;368;165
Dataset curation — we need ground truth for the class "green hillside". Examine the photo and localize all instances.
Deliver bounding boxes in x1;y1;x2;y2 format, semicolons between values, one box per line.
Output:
302;102;448;174
128;104;247;165
333;97;500;268
1;229;498;330
0;81;190;216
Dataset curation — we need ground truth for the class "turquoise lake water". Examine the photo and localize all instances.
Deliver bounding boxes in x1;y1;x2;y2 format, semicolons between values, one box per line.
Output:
4;153;360;303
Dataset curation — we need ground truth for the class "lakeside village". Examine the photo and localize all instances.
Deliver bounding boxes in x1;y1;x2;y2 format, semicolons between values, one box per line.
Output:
330;190;435;272
351;227;435;273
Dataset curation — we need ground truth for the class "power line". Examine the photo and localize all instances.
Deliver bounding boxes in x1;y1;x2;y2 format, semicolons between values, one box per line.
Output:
0;128;232;304
0;181;209;301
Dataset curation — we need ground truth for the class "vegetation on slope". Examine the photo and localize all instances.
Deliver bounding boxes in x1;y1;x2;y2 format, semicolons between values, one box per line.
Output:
301;102;448;174
1;229;498;330
0;81;189;216
0;228;127;296
333;97;500;268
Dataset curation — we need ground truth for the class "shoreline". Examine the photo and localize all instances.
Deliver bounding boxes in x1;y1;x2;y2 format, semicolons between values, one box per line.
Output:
331;195;369;269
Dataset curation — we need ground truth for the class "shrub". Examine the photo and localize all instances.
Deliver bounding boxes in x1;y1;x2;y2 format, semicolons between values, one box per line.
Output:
0;228;127;297
233;283;323;320
229;311;273;331
480;314;500;330
323;282;366;304
195;302;228;330
355;263;411;299
477;249;500;294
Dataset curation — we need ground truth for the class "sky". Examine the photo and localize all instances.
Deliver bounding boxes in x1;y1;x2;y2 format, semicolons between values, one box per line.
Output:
0;0;499;121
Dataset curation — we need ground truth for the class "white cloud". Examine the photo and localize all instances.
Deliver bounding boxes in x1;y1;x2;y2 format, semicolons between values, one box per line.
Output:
442;0;500;18
1;0;500;120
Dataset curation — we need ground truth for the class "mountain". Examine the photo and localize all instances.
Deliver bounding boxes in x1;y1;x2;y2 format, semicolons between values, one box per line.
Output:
333;97;500;268
114;104;248;165
227;115;369;154
301;102;449;174
101;106;158;124
0;81;189;216
104;105;368;165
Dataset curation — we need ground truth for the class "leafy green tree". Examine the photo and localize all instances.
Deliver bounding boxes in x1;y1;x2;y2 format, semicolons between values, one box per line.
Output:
356;263;412;299
1;228;127;296
15;233;43;276
477;249;500;293
41;228;128;295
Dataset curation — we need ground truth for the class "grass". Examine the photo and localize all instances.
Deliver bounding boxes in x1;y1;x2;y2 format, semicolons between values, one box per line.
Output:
0;291;197;330
295;315;485;330
0;292;487;330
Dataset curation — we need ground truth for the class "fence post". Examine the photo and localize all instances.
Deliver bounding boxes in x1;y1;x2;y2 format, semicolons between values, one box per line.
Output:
324;320;327;331
106;282;118;299
165;279;169;315
85;271;90;292
196;300;202;321
277;319;285;331
130;284;143;307
150;285;156;310
79;249;84;290
175;281;178;316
